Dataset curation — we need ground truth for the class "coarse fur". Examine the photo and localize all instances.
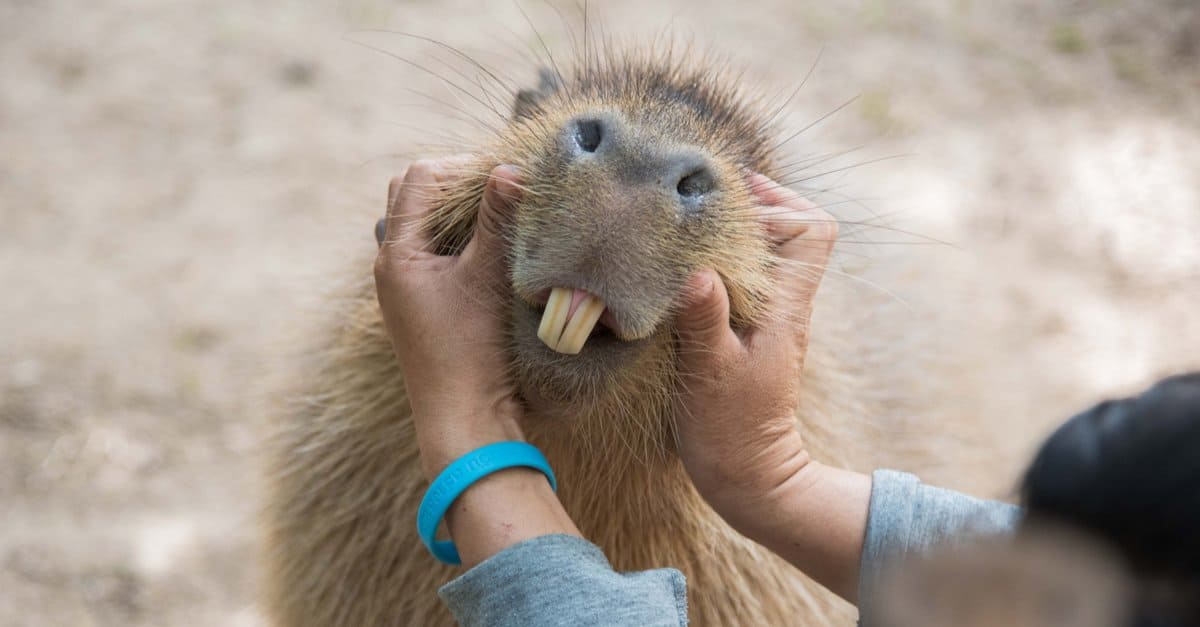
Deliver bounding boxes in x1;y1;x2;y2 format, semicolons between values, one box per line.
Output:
262;43;978;626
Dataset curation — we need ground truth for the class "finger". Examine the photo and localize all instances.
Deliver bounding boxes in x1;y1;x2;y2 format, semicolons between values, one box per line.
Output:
747;171;809;207
458;165;523;272
773;210;837;281
747;173;825;243
382;155;474;256
748;172;838;302
381;160;439;253
375;176;404;247
749;215;837;352
388;176;402;212
675;270;745;371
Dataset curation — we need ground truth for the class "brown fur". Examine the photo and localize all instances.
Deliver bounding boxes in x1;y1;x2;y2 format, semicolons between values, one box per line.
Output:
262;45;978;626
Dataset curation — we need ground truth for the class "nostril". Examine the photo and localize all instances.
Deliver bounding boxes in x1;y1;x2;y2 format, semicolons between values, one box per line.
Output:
677;168;715;199
574;118;603;153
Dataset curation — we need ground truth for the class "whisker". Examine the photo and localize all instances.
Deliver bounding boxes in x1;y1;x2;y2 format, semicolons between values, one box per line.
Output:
769;94;859;154
757;46;824;136
775;153;911;187
344;37;506;135
513;0;567;93
351;29;519;96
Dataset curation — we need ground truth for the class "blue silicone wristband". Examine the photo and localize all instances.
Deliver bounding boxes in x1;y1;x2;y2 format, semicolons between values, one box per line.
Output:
417;441;557;565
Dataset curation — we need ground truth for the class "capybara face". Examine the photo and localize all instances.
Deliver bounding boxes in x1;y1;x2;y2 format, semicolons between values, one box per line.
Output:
430;53;785;407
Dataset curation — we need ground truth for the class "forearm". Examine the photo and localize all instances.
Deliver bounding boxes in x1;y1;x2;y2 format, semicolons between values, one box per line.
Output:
746;461;871;603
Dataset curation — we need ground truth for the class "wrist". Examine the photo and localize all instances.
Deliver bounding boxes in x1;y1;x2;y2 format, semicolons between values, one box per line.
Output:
686;429;817;522
687;431;872;604
416;399;527;480
686;427;816;499
441;460;580;569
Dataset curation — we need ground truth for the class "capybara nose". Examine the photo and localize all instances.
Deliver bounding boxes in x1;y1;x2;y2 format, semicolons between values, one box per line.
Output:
568;116;607;155
561;112;717;208
562;114;615;158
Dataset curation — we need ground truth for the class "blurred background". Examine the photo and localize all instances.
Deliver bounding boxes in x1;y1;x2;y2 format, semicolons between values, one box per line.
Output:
1;0;1197;624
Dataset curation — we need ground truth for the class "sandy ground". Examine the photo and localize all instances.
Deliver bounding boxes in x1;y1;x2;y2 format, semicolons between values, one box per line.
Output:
2;0;1198;625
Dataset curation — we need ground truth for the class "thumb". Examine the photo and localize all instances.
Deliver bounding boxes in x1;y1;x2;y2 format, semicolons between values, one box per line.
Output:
459;164;522;268
675;270;744;368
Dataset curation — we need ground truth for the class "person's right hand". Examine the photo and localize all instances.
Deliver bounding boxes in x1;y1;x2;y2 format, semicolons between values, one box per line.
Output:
673;174;871;603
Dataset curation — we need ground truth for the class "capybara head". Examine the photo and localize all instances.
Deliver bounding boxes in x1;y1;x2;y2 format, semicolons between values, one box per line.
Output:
428;50;790;416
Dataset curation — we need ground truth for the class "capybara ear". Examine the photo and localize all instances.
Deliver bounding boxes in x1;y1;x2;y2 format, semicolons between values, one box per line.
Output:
513;67;561;120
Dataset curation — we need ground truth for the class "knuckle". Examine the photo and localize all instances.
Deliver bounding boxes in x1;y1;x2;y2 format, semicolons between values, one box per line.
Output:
374;252;413;286
404;159;440;185
373;254;391;280
411;158;438;174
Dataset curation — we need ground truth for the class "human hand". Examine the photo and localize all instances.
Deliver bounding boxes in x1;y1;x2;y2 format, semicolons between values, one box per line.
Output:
373;157;525;479
375;158;581;568
673;173;837;505
673;175;870;602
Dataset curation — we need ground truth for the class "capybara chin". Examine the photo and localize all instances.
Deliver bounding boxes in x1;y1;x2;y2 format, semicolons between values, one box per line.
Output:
263;45;967;626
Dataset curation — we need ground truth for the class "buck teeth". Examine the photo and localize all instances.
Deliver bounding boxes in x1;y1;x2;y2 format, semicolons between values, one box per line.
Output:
537;287;605;355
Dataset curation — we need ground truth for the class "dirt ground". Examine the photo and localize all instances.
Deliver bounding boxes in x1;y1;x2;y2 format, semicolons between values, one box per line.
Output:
2;0;1197;625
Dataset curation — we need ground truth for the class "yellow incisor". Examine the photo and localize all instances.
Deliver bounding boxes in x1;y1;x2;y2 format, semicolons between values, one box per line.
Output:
536;287;605;355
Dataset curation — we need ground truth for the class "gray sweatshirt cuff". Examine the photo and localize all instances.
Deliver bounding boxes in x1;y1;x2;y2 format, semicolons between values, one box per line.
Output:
857;469;1021;625
439;533;688;627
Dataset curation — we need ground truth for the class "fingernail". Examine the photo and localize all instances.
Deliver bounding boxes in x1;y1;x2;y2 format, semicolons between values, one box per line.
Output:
684;271;714;303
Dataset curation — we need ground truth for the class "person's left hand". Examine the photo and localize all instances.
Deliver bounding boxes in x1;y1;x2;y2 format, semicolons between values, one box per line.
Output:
374;156;525;479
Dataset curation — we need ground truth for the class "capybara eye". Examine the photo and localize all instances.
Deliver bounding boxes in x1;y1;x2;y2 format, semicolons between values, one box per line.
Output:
573;118;603;153
677;167;715;199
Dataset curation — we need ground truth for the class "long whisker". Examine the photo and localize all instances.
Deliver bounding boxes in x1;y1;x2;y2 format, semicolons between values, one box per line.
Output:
757;46;825;135
342;35;505;132
351;29;519;96
770;95;860;154
513;0;567;91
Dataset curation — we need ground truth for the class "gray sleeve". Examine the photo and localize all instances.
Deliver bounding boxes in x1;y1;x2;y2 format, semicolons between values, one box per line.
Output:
857;469;1021;626
438;534;688;627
